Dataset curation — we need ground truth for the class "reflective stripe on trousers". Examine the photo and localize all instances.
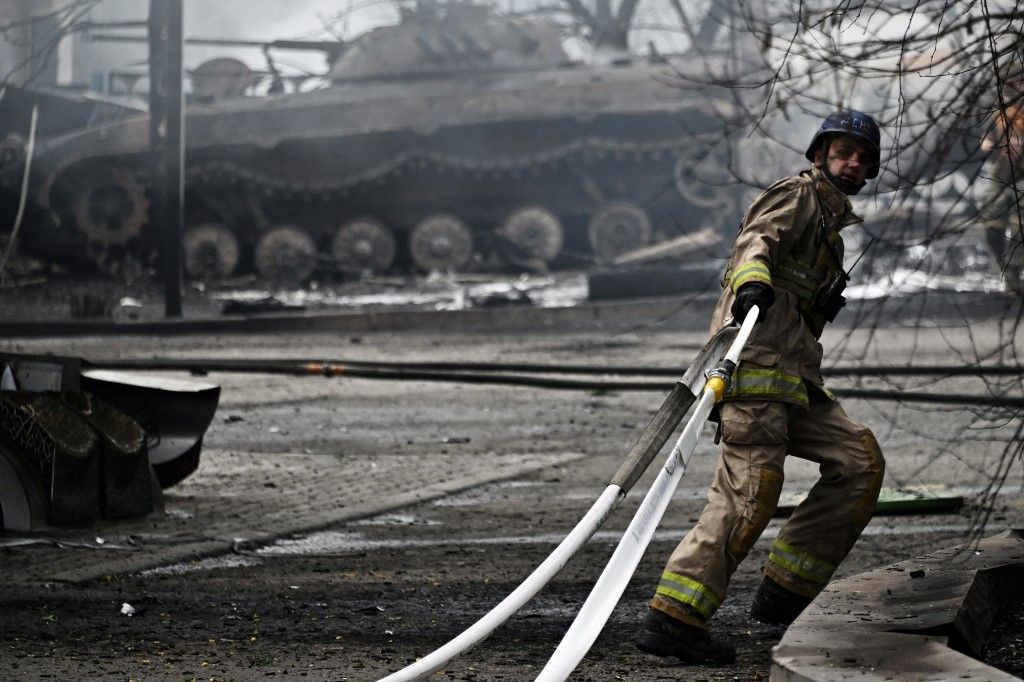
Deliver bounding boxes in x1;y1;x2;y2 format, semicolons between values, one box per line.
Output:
650;398;885;626
655;570;721;620
767;537;835;586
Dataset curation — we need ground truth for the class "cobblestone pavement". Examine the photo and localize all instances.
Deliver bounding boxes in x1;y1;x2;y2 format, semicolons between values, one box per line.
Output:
1;449;584;584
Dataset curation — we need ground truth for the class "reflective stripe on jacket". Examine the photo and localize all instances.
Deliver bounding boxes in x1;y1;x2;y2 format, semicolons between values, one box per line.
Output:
711;167;861;406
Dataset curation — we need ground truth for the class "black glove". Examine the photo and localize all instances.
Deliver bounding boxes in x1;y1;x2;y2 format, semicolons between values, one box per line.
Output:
730;282;773;323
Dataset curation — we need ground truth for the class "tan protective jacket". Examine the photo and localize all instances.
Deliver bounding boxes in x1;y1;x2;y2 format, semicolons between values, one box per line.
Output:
711;167;862;406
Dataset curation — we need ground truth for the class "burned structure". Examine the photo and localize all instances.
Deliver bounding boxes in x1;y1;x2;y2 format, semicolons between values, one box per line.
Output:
0;3;743;282
0;353;219;531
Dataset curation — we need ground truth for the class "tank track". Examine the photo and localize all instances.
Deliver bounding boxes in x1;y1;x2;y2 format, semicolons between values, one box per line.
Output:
49;133;726;280
186;134;694;200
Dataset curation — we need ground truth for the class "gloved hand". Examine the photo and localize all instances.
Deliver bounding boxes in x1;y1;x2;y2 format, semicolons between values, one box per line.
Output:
730;282;773;323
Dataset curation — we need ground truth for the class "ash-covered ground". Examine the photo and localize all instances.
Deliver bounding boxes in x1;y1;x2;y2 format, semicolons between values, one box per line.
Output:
1;278;1023;681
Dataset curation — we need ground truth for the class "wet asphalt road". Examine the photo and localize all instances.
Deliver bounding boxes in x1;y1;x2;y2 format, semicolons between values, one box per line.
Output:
1;292;1023;681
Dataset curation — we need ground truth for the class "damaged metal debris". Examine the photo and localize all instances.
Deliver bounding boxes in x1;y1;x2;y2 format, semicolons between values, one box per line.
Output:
0;352;219;532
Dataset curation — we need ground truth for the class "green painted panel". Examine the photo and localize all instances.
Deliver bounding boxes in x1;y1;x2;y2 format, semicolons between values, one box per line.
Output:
773;487;963;518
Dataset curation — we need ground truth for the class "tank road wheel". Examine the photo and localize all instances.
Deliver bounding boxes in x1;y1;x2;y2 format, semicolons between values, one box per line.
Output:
183;223;240;281
409;213;473;273
498;206;563;270
254;224;316;284
674;151;732;209
70;166;149;276
587;202;652;262
331;217;396;276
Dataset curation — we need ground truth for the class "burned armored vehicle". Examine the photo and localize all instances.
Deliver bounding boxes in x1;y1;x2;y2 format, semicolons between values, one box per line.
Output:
4;3;742;282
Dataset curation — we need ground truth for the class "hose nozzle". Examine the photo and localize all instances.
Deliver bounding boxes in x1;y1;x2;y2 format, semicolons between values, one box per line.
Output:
704;359;737;402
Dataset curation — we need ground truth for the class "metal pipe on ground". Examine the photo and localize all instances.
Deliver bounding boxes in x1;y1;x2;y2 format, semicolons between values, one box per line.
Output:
92;357;1024;378
88;359;1024;408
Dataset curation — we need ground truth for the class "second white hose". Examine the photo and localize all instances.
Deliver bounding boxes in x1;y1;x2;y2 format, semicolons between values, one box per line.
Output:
535;307;759;681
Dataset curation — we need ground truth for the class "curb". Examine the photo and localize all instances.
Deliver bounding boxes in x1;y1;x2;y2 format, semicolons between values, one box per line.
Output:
1;288;1015;338
772;529;1024;681
0;295;716;337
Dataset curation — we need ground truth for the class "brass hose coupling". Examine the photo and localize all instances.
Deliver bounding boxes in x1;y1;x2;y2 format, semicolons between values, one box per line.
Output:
704;359;737;402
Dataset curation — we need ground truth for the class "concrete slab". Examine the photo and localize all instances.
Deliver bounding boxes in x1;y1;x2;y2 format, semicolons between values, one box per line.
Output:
772;529;1024;681
0;448;585;585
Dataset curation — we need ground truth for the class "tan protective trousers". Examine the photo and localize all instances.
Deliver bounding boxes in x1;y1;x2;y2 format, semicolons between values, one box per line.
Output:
650;397;885;629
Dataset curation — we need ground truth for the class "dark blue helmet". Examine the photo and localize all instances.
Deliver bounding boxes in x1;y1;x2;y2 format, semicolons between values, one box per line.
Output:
804;110;882;178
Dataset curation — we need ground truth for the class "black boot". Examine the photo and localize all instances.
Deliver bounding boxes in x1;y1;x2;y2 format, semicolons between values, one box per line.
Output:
749;577;813;625
635;609;736;664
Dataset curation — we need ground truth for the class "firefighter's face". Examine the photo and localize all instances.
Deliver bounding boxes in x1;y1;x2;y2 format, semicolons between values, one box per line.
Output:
815;134;872;186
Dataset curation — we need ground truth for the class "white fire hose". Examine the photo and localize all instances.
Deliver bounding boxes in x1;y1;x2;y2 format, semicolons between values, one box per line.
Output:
377;485;622;682
535;305;759;681
377;322;746;682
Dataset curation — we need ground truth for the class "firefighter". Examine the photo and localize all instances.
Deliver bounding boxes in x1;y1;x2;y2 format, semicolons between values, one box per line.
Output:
636;111;887;664
980;71;1024;297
